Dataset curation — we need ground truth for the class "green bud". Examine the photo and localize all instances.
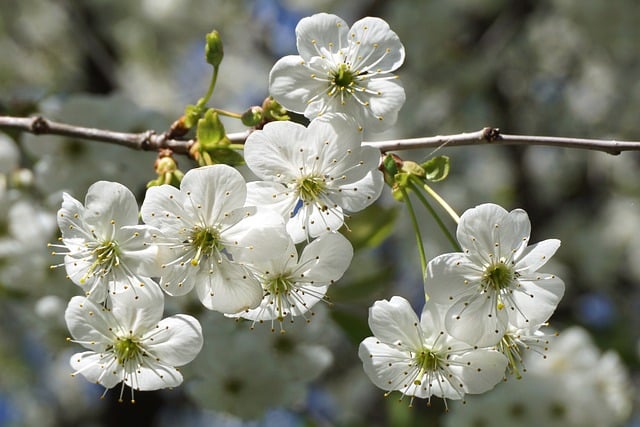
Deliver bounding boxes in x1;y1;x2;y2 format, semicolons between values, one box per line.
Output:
241;106;264;127
205;30;224;68
262;97;289;122
197;109;226;149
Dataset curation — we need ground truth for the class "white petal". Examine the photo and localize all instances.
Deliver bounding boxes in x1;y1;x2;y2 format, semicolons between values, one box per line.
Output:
508;274;565;328
515;239;561;272
117;225;163;277
244;120;309;180
65;296;114;348
140;184;189;233
195;258;263;313
57;192;87;241
359;78;406;131
142;314;203;366
180;165;247;225
347;17;405;73
368;296;424;350
445;294;507;347
456;203;510;263
70;351;122;389
295;13;349;63
358;336;413;391
83;181;139;235
425;252;480;304
269;55;326;114
245;181;294;220
333;169;384;213
288;202;344;242
126;358;183;391
109;284;165;335
294;232;353;283
451;349;507;394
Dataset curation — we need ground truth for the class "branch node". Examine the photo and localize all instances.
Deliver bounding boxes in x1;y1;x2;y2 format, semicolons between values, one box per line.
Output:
481;127;501;142
31;116;49;134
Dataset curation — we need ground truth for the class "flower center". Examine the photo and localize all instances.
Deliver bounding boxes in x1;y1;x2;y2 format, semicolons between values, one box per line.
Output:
483;262;514;291
81;240;119;284
190;226;222;266
296;175;326;203
266;275;294;321
413;349;440;385
332;63;355;89
114;337;141;364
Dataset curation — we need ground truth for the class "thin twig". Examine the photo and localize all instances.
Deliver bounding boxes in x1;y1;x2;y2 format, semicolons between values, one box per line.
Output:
1;116;638;156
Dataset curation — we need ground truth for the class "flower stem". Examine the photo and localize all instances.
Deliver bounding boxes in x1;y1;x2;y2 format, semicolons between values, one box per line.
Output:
399;187;427;278
214;109;243;119
199;65;220;107
408;177;461;252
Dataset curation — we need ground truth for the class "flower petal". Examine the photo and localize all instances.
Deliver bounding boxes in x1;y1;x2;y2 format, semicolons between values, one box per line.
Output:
294;232;353;282
195;258;263;314
296;13;349;63
347;17;405;73
180;165;247;225
425;252;480;304
358;336;412;391
515;239;561;272
126;358;183;391
445;294;508;347
83;181;139;236
70;351;122;389
451;349;507;394
142;314;203;366
65;296;114;348
269;55;326;114
368;296;424;350
508;274;565;328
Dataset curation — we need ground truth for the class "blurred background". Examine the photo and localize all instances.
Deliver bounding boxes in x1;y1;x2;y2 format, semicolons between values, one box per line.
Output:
1;0;639;426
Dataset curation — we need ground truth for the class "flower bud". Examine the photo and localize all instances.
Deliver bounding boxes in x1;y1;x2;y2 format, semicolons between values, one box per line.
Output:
262;97;289;122
241;106;264;127
205;30;224;68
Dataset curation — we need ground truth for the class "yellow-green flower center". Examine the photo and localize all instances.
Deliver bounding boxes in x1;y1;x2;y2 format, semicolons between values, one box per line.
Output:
483;262;514;290
296;175;326;203
332;63;355;89
81;240;119;284
265;275;294;321
190;226;222;266
114;337;141;364
413;349;440;385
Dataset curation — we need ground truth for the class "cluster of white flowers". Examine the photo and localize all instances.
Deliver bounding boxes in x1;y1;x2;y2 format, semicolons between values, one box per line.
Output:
50;11;572;413
359;203;566;404
54;12;399;400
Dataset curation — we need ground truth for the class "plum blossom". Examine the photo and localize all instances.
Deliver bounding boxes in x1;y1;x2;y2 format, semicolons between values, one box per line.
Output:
65;285;203;401
244;114;383;243
53;181;163;303
140;164;286;314
425;203;565;347
358;296;507;405
269;13;405;132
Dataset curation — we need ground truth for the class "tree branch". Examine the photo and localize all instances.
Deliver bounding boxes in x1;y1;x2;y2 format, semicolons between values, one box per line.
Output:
1;115;638;156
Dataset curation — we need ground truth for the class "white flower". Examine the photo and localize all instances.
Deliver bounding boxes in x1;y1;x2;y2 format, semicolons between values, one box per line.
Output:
65;286;203;401
269;13;406;132
54;181;162;302
244;114;383;243
425;203;565;347
140;164;286;314
230;232;353;331
358;296;507;406
497;322;554;379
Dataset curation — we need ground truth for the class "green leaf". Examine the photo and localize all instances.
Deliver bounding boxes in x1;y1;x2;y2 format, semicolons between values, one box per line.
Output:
208;147;245;166
184;103;204;128
421;155;450;182
196;109;226;148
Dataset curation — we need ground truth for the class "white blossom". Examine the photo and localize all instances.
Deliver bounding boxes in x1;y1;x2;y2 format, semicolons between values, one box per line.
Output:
244;114;383;243
140;164;286;314
269;13;406;132
65;286;203;401
230;232;353;331
425;203;565;347
53;181;162;303
358;296;507;406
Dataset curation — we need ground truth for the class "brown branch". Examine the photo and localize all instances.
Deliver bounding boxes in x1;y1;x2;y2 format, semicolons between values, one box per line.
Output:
1;116;638;156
